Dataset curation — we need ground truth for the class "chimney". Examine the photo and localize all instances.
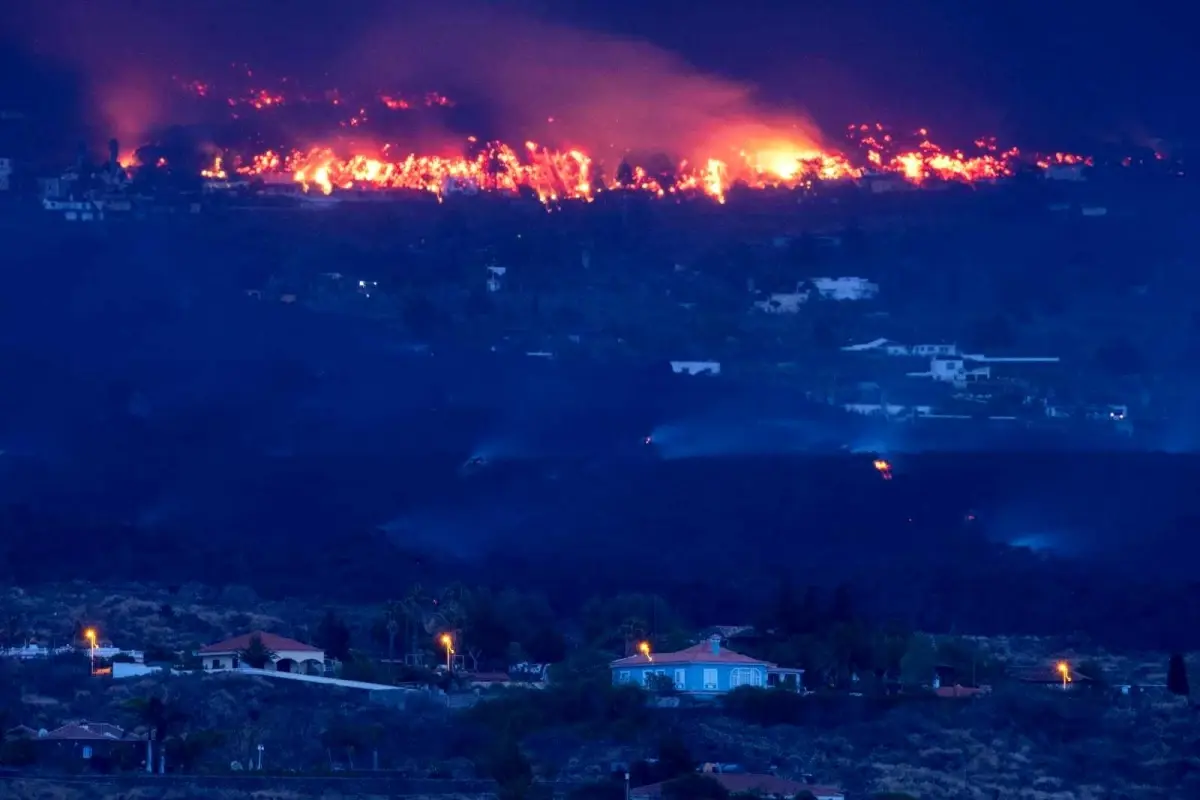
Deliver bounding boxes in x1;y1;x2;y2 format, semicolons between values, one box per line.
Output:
709;635;721;655
108;138;119;167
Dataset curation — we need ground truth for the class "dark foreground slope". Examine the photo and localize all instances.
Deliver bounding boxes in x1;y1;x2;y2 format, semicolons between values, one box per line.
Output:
0;214;1197;649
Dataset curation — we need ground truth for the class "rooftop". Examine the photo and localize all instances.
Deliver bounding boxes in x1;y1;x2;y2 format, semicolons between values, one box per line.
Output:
611;638;774;668
632;773;843;799
199;632;322;655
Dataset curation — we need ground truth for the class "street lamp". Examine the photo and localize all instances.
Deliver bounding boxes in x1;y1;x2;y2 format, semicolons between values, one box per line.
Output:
439;633;454;673
84;628;97;675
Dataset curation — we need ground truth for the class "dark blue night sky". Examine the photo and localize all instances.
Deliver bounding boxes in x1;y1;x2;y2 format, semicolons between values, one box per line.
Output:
2;0;1193;150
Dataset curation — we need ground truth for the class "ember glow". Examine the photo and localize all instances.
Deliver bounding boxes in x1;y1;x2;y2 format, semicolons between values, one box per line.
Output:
873;459;893;480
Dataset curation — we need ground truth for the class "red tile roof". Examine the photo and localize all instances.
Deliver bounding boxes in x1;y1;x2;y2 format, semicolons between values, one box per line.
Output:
46;721;142;741
632;773;843;799
935;684;990;699
199;632;322;654
611;640;774;668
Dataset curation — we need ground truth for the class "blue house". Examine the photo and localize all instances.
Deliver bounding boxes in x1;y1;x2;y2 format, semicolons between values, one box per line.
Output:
611;635;802;695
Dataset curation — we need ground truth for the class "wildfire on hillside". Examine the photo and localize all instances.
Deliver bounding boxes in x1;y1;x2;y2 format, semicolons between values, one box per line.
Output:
162;68;1093;205
207;129;1091;206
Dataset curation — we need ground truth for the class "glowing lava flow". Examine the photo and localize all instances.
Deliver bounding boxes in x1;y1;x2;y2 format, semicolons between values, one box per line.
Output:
213;128;1088;205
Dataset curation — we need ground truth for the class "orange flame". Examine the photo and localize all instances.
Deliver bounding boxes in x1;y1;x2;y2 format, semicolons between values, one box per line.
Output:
213;125;1088;207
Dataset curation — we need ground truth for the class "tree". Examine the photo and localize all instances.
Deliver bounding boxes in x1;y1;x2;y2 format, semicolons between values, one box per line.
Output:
383;601;402;664
315;611;352;662
125;695;188;769
899;634;938;687
400;584;433;659
615;161;634;187
1167;652;1190;697
645;672;678;695
829;583;856;623
240;634;276;669
655;732;693;780
166;730;224;771
321;718;383;771
488;735;534;800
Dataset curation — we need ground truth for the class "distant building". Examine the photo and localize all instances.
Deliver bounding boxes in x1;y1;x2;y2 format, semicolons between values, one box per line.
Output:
199;632;325;674
934;684;991;699
669;361;720;376
753;291;811;314
610;635;801;695
7;721;146;770
112;662;172;680
632;772;844;799
1011;661;1091;691
0;644;73;660
841;339;957;357
907;356;991;388
809;277;879;301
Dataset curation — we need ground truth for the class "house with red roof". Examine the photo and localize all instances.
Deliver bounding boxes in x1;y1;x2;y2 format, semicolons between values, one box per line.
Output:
631;772;843;799
199;631;325;675
611;635;802;695
7;720;146;770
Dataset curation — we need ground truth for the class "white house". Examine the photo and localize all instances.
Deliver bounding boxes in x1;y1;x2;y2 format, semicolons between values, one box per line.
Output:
486;264;506;292
0;644;74;660
841;339;957;357
113;662;173;679
907;357;991;388
753;291;811;314
843;402;933;419
199;632;325;675
670;361;720;376
810;277;878;301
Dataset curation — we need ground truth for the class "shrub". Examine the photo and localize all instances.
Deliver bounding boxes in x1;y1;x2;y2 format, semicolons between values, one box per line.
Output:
487;736;533;800
0;738;37;767
463;679;650;740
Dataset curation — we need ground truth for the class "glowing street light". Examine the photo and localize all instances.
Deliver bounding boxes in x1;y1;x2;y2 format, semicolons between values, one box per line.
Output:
84;628;97;675
439;633;454;673
1056;660;1071;690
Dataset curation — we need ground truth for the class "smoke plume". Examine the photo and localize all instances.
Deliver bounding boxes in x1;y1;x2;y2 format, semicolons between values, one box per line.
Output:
346;1;824;157
2;0;823;159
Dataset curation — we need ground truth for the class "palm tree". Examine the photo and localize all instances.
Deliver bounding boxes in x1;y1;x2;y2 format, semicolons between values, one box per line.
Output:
619;617;648;656
382;600;403;664
125;695;187;768
400;584;431;662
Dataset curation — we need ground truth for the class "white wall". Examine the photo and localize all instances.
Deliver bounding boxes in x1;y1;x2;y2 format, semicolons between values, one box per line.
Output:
113;663;169;679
